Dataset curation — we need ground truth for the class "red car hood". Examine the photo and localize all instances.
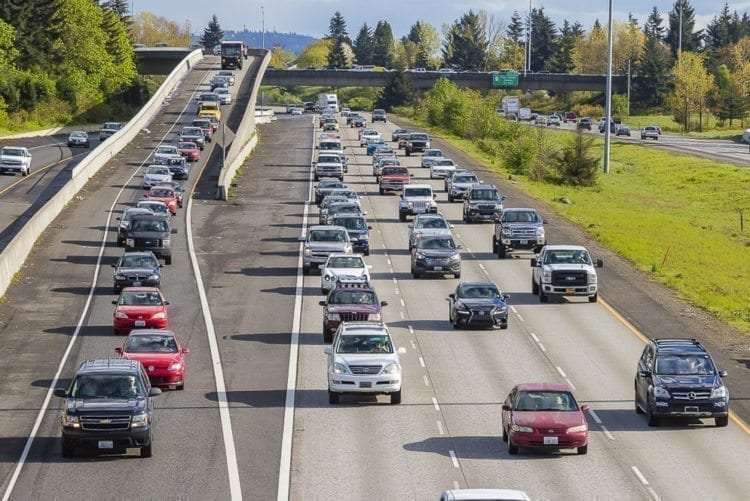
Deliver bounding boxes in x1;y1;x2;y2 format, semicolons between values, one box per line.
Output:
123;351;181;368
512;410;586;430
117;305;166;318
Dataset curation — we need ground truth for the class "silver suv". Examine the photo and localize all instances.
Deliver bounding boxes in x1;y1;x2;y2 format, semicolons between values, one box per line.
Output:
299;225;352;275
530;245;603;303
462;184;505;223
324;322;405;404
399;184;437;222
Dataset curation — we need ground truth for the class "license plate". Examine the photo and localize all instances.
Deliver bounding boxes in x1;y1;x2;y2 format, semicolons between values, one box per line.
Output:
360;381;372;388
483;215;492;219
520;240;528;245
543;436;558;445
414;208;426;213
132;281;141;287
98;440;114;449
685;406;699;413
135;320;146;327
434;266;443;271
565;288;575;294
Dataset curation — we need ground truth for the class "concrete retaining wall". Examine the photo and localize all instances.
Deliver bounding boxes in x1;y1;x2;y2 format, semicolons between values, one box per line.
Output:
0;49;204;297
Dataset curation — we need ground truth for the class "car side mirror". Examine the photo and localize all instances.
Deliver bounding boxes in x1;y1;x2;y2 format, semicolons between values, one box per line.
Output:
400;194;403;199
182;347;190;354
363;211;368;216
596;259;604;268
163;300;171;306
149;387;162;396
380;300;388;307
114;347;122;354
367;226;372;230
448;293;455;299
530;258;538;267
53;388;67;398
116;217;121;221
501;404;511;411
315;146;319;149
479;180;484;184
311;162;316;166
542;219;548;224
457;244;463;249
397;347;407;355
449;224;455;229
639;370;651;378
719;370;728;377
319;300;327;306
171;229;178;234
112;300;118;305
432;194;437;198
298;236;306;241
111;263;116;267
323;347;333;355
580;404;590;412
503;294;510;300
407;224;413;229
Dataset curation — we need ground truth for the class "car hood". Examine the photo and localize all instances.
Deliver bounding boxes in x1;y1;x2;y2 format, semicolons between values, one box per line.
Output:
413;229;451;238
115;266;159;275
144;173;171;180
123;352;181;368
543;263;593;272
334;354;398;367
504;222;542;229
415;248;458;258
116;305;166;316
512;410;586;429
653;374;722;391
324;268;367;278
456;298;505;308
67;397;148;413
306;242;349;252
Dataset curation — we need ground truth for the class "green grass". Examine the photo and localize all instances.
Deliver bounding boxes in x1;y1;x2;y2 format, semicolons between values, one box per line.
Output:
626;113;747;140
406;116;750;333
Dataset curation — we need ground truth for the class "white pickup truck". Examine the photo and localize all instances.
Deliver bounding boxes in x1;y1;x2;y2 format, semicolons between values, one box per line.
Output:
0;146;32;176
530;245;603;303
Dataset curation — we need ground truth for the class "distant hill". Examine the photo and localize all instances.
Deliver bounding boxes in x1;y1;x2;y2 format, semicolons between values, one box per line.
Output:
196;30;318;55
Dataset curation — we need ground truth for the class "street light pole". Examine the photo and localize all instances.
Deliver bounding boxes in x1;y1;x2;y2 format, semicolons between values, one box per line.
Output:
526;0;532;75
678;0;683;58
261;5;265;49
603;0;614;174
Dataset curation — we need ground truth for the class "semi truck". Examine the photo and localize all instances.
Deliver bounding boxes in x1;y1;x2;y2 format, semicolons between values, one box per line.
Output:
318;93;339;113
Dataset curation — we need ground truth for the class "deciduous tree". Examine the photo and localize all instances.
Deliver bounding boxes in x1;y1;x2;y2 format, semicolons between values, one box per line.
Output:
670;51;715;131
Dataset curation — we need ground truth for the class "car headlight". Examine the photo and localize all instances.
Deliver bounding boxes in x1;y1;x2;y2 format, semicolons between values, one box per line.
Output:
332;363;350;375
456;303;469;312
536;227;545;238
511;424;533;433
115;311;129;319
450;253;460;261
566;424;588;433
131;413;149;428
542;270;551;282
369;313;382;321
415;252;426;260
407;202;413;209
587;272;597;284
382;363;400;375
152;311;166;320
502;228;512;236
149;274;160;281
493;305;508;314
169;360;183;371
327;313;340;320
162;239;170;248
469;203;478;209
304;247;312;256
115;273;126;280
711;386;728;399
653;386;670;398
126;238;134;247
62;414;80;428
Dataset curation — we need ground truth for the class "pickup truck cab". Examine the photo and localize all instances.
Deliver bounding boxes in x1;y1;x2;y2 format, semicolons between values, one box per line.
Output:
198;102;221;122
530;245;603;302
378;166;411;194
99;122;124;141
0;146;32;176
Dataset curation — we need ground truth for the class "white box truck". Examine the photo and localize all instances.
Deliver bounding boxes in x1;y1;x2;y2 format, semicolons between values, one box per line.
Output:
318;93;339;113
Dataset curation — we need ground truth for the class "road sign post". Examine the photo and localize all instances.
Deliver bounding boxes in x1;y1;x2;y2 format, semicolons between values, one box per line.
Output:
492;71;519;88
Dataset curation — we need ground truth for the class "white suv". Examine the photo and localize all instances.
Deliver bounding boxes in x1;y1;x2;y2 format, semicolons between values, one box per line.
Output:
399;184;437;222
324;322;406;405
320;253;370;294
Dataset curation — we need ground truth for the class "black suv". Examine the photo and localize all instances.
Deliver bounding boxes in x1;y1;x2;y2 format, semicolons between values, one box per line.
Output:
124;214;174;265
634;338;729;427
54;359;161;458
463;184;505;223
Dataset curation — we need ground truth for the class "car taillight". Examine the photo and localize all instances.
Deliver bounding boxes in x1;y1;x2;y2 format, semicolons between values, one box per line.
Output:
115;311;128;319
152;311;166;320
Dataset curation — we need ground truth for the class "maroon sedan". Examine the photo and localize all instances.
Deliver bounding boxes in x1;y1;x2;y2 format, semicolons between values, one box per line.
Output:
178;141;200;162
116;329;189;389
501;382;589;455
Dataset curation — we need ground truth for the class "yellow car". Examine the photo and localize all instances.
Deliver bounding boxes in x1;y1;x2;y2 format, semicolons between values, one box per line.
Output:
198;102;221;122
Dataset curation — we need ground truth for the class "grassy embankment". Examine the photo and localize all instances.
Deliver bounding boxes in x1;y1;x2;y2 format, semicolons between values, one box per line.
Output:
409;118;750;334
626;113;747;140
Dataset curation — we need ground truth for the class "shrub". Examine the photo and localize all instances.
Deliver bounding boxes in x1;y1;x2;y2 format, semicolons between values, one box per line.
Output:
553;130;600;186
501;134;537;176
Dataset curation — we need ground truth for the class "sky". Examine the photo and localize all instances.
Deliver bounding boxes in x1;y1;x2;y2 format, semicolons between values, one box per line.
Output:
137;1;750;39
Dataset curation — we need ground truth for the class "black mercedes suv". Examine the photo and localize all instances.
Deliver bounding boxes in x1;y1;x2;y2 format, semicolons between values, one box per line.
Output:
634;338;729;427
54;359;161;458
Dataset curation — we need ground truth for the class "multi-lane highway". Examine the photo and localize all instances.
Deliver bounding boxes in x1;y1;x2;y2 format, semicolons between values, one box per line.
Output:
0;62;749;500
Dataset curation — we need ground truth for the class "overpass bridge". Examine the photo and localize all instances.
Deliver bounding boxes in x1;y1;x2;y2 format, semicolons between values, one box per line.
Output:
134;48;626;93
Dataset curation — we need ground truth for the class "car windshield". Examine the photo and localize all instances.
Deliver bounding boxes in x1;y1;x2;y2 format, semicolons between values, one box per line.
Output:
71;132;86;138
157;147;176;154
330;204;359;215
543;250;591;265
329;290;376;305
124;334;178;353
322;197;347;209
320;143;342;151
118;291;163;306
335;334;393;354
515;391;578;411
318;156;341;163
334;217;366;230
470;189;500;201
69;375;145;399
503;211;541;223
139;203;167;214
434;160;455;166
419;237;456;250
410;134;428;140
3;148;25;156
425;150;442;157
382;168;408;176
416;218;448;229
179;142;196;149
122;209;150;221
146;167;169;176
119;255;158;268
165;157;185;166
309;230;347;242
405;188;431;197
131;219;168;232
454;175;477;184
328;257;365;269
458;285;502;299
319;180;343;189
655;354;715;375
149;188;173;198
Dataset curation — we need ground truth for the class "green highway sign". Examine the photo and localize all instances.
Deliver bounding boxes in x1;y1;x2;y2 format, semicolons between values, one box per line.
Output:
492;71;519;88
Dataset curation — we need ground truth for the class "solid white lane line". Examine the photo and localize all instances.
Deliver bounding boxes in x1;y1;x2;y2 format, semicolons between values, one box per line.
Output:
277;122;317;501
423;375;431;387
432;398;441;411
631;466;649;485
466;247;472;253
448;450;460;468
408;325;414;334
387;259;392;266
437;420;445;435
601;425;615;441
538;343;547;352
530;332;540;342
478;264;486;271
410;340;418;349
564;378;577;390
419;357;425;368
556;366;568;378
588;409;603;424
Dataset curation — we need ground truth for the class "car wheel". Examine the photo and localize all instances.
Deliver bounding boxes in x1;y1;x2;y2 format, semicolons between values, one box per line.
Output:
531;278;539;295
328;389;339;405
302;266;309;276
321;288;327;295
379;188;384;195
497;244;506;259
462;212;468;223
406;149;411;156
113;287;120;294
164;256;172;265
390;390;402;405
500;322;508;330
577;445;588;455
448;195;454;203
61;438;75;458
113;329;120;336
502;426;508;442
646;401;659;427
539;288;548;303
507;437;519;455
176;383;185;390
23;168;28;176
399;213;406;222
323;330;332;344
454;272;461;279
412;269;420;279
140;443;152;458
588;293;598;303
364;250;369;256
492;237;497;253
716;416;729;427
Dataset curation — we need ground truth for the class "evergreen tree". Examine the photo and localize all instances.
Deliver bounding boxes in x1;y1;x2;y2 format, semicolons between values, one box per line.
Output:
325;11;350;68
200;14;223;49
101;0;130;22
705;4;732;52
633;13;671;109
442;10;488;71
644;7;665;39
353;23;374;65
326;11;350;45
529;8;557;71
371;21;395;68
404;21;439;69
665;0;702;58
376;70;414;109
0;0;64;69
548;20;578;73
506;11;524;43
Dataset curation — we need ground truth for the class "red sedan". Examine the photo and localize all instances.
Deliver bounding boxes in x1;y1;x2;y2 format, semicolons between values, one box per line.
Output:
112;287;170;336
501;382;589;455
115;329;189;389
178;141;200;162
144;186;178;215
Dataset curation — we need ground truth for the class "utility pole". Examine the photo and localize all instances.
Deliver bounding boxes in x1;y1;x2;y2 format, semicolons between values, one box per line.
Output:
603;0;613;174
261;5;265;49
678;0;683;58
525;0;532;75
627;59;631;117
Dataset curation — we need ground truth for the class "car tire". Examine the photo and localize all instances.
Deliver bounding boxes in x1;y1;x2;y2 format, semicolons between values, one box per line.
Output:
454;272;461;279
323;330;333;344
328;389;339;405
176;383;184;390
716;416;729;427
302;266;309;276
364;250;369;256
448;194;454;203
23;168;28;176
390;390;402;405
577;445;588;455
497;244;506;259
502;426;508;442
507;437;519;455
646;401;659;427
399;213;406;222
164;256;172;265
500;322;508;330
406;149;411;156
61;438;75;458
379;187;384;195
140;443;152;458
539;288;548;303
113;287;120;294
588;293;598;303
635;388;644;414
531;278;539;295
492;237;497;253
412;269;420;279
